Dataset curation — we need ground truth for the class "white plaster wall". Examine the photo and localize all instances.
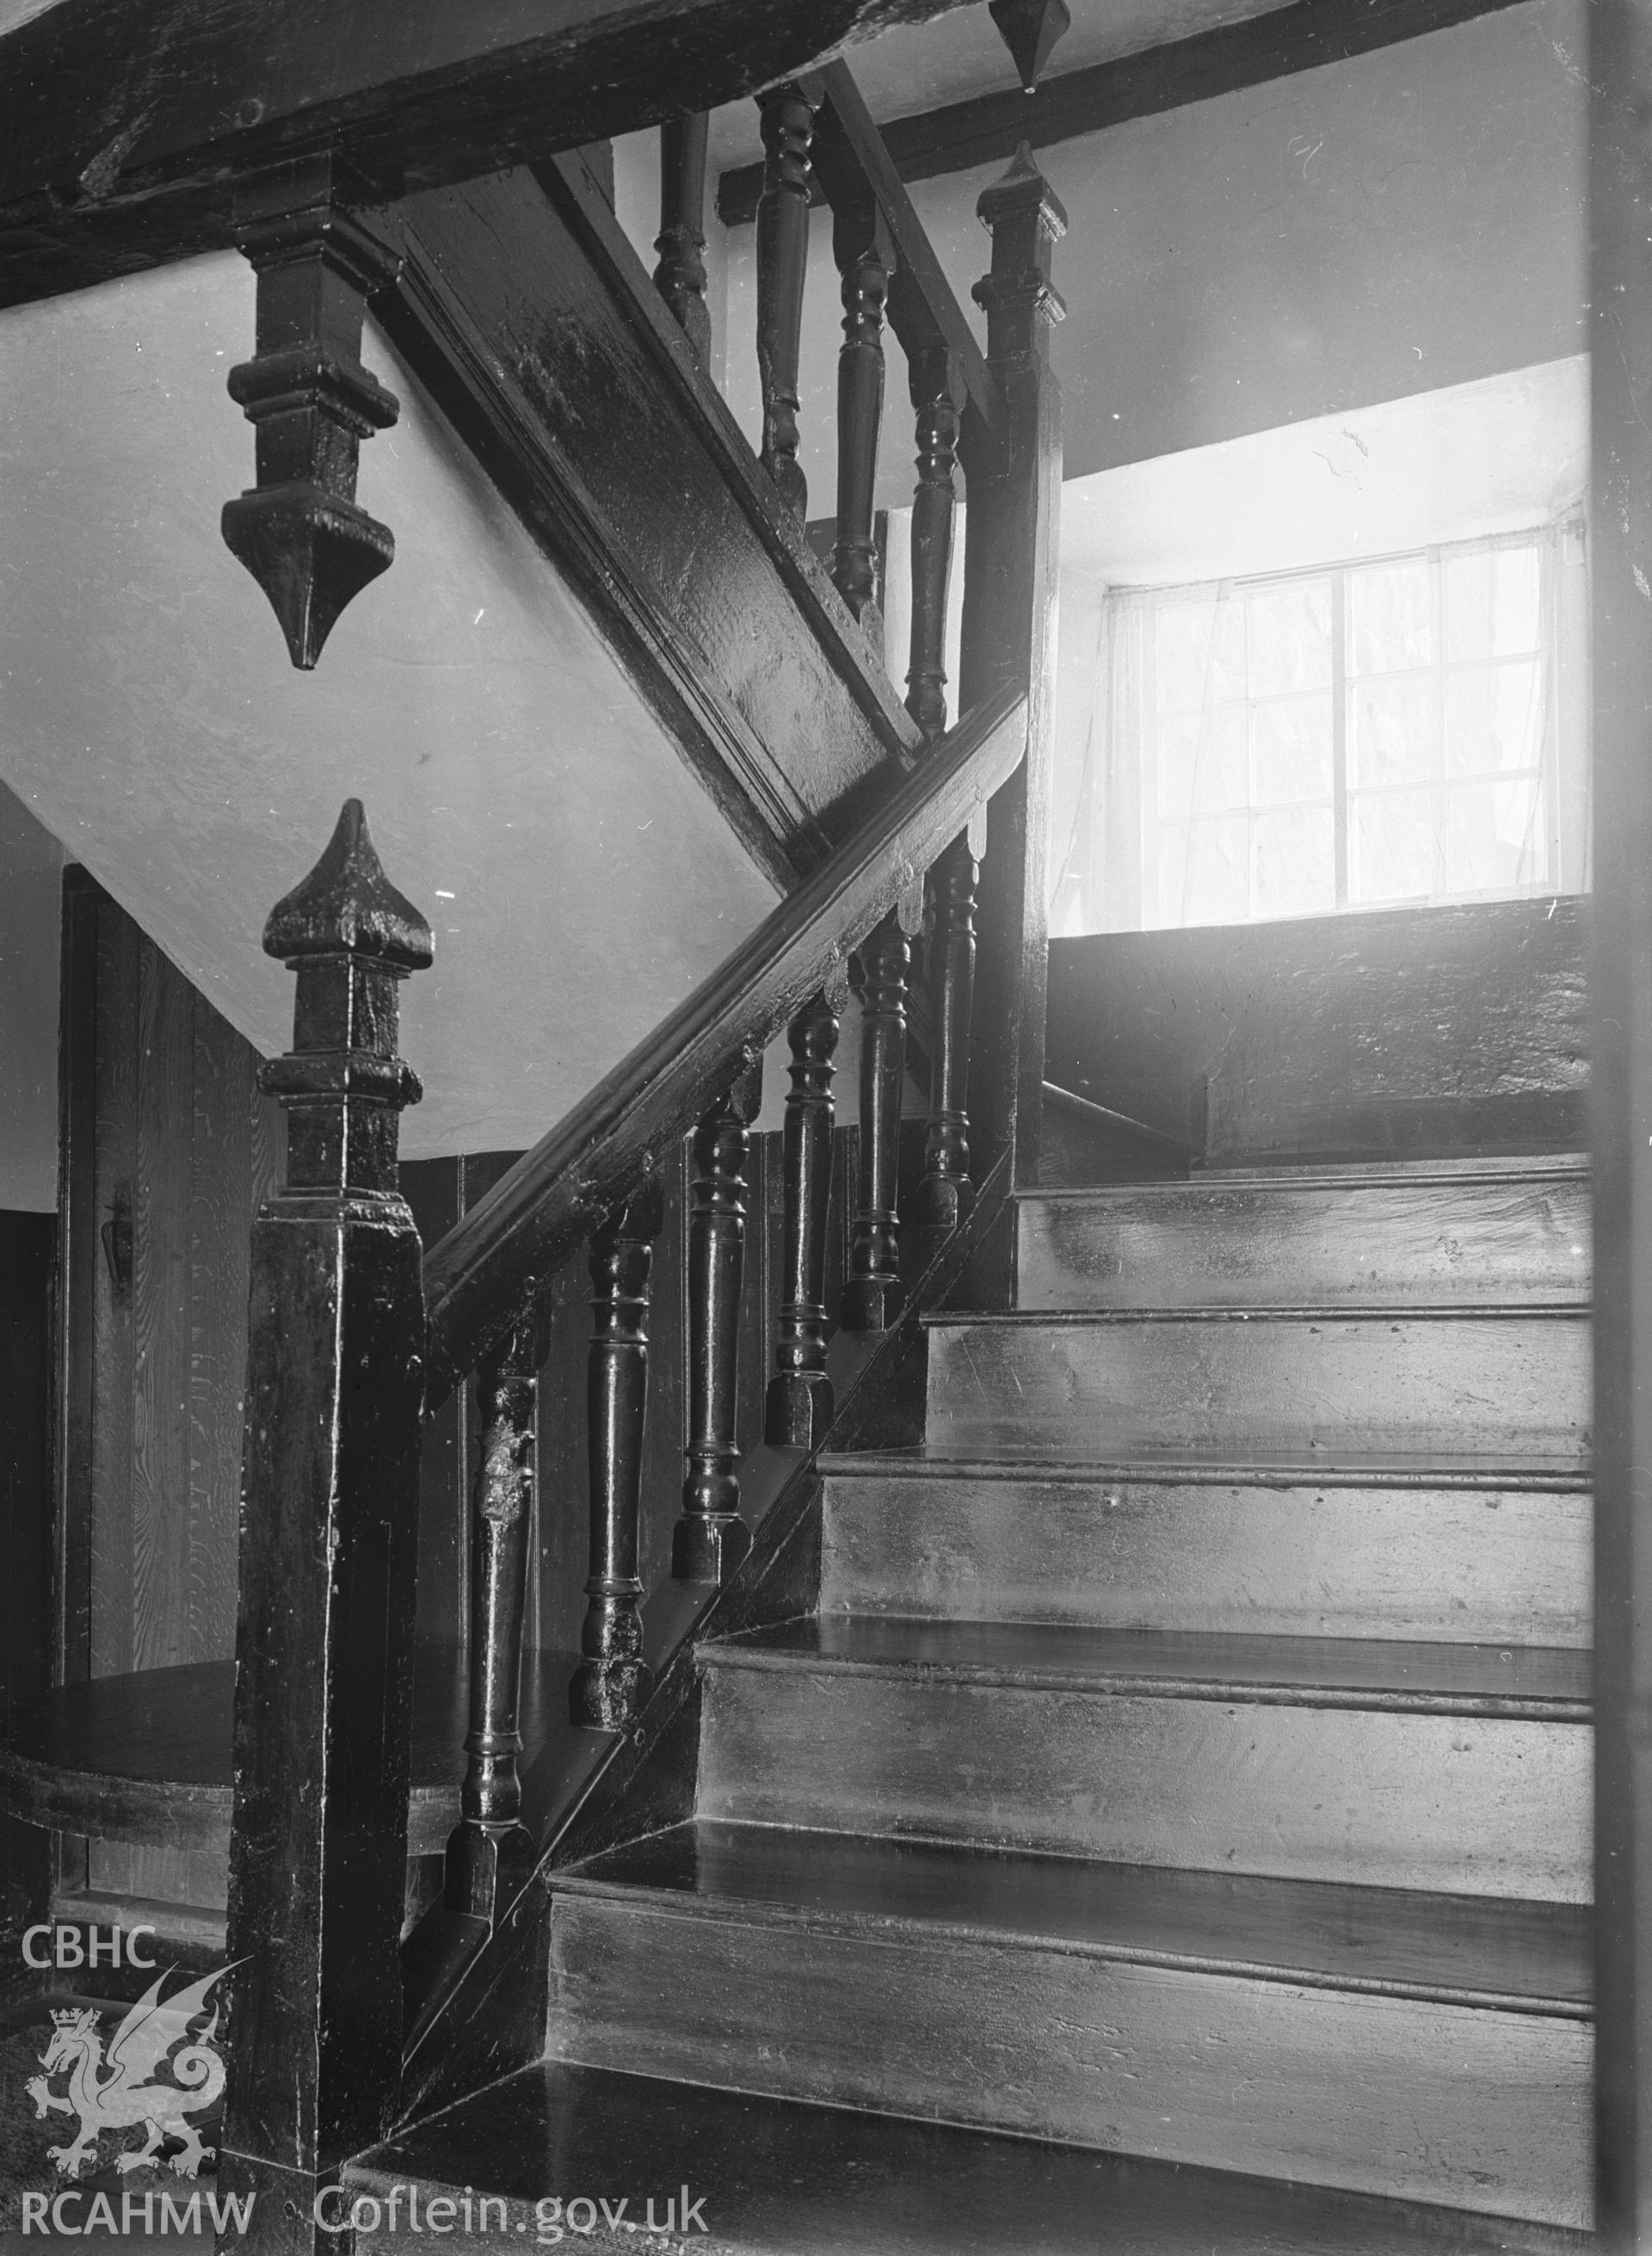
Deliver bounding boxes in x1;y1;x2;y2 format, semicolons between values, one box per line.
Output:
0;252;780;1162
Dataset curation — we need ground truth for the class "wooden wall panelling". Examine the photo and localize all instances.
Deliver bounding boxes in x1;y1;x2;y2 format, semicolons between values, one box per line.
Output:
132;929;194;1678
1045;898;1589;1167
56;883;281;1918
88;895;138;1684
1;1211;55;1949
192;1010;252;1664
53;872;98;1695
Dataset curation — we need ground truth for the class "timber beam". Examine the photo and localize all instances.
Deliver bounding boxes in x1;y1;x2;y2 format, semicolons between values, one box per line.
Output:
717;0;1531;224
0;0;980;313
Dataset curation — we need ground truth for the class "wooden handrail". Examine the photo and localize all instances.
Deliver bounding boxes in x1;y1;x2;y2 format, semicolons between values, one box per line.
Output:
422;682;1026;1403
810;59;1004;484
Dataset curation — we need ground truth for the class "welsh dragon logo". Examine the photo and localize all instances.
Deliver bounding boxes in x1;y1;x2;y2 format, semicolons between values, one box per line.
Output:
25;1966;229;2181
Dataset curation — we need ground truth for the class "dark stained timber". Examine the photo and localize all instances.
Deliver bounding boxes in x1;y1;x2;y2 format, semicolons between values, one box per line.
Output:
1590;5;1652;2242
959;147;1063;1222
0;0;987;311
831;197;895;630
916;836;980;1233
675;1061;765;1587
906;343;965;741
988;0;1073;91
570;1182;666;1735
765;995;842;1449
218;801;431;2251
446;1316;540;1927
371;164;918;892
220;163;401;670
717;0;1534;222
420;684;1026;1401
755;80;823;520
807;60;1002;487
844;914;914;1333
654;115;712;367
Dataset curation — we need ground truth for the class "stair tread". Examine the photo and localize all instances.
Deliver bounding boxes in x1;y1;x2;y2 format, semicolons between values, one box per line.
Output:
348;2060;1588;2254
559;1819;1591;2013
923;1304;1588;1324
702;1617;1592;1716
1020;1154;1590;1195
820;1450;1593;1491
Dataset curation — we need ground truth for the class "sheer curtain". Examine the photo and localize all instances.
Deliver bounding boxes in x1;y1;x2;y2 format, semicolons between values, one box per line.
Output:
1049;525;1588;938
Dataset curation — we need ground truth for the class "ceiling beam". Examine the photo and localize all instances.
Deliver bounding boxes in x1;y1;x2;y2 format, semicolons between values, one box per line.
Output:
717;0;1531;225
0;0;982;313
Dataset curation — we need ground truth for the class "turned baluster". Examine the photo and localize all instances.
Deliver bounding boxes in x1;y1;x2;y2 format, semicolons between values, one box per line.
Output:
675;1054;765;1585
915;826;983;1233
755;78;820;517
843;908;917;1332
654;114;712;366
765;990;841;1446
447;1313;539;1919
831;199;894;627
570;1180;664;1732
907;342;965;741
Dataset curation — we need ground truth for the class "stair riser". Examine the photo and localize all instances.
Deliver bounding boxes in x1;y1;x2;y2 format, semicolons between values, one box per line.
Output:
699;1667;1591;1898
821;1477;1592;1646
1015;1177;1590;1312
924;1316;1590;1464
549;1898;1592;2228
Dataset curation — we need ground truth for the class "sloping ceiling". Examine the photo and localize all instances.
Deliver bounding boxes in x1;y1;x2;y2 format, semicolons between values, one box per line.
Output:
0;250;780;1158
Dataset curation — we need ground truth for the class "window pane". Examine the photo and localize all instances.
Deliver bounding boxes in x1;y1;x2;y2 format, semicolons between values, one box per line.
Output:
1351;789;1439;903
1493;546;1541;655
1446;546;1542;663
1252;694;1333;806
1159;815;1249;926
1351;558;1433;675
1445;550;1494;663
1156;703;1249;817
1154;823;1189;927
1446;661;1541;777
1444;780;1548;893
1156;595;1246;710
1253;805;1335;919
1248;581;1332;696
1351;676;1437;786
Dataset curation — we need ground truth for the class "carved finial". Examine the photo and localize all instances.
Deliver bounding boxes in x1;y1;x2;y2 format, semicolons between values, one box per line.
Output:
989;0;1071;91
977;141;1070;239
974;144;1068;363
264;799;433;971
260;802;431;1199
222;166;401;671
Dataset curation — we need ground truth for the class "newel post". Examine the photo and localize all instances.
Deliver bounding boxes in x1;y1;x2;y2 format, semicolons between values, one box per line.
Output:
219;802;432;2251
959;144;1064;1241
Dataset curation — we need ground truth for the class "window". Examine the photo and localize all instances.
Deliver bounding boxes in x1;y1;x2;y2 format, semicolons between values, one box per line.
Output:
1057;526;1582;936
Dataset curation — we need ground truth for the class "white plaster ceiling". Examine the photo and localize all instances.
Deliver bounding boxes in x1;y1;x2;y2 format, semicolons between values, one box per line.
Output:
0;251;780;1158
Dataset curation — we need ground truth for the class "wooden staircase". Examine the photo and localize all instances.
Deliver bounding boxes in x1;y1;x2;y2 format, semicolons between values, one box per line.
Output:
348;1154;1593;2249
